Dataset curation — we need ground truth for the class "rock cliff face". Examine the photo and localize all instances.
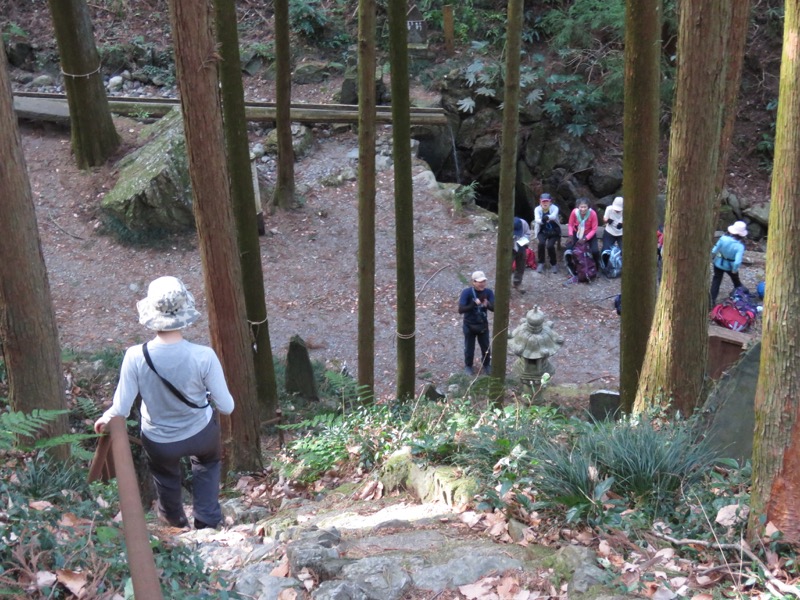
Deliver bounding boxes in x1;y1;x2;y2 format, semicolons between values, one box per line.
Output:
100;107;194;242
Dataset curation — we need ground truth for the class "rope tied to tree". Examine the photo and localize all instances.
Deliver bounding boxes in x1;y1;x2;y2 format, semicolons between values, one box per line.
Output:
395;330;416;340
60;63;102;79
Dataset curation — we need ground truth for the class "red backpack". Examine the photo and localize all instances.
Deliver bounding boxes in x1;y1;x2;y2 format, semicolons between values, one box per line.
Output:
512;247;537;271
710;298;755;332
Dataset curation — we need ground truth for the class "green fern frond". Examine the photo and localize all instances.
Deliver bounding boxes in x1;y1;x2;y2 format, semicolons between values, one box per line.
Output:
0;409;69;450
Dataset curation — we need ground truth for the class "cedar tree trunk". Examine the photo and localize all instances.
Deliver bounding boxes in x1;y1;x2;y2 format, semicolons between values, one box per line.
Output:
273;0;295;209
619;0;661;413
634;0;730;416
0;46;69;456
387;0;416;400
747;0;800;544
167;0;261;471
214;0;279;419
490;0;523;405
47;0;120;168
357;0;377;399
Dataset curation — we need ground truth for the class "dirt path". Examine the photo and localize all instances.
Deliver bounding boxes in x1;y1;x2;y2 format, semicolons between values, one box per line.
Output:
22;120;766;402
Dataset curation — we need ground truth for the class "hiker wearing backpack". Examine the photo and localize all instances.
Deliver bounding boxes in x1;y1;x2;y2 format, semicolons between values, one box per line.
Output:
602;196;623;251
568;198;601;271
458;271;495;376
512;216;531;292
533;193;561;274
710;220;747;306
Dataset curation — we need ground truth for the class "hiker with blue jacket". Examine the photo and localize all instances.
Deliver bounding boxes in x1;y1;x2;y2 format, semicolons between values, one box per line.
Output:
458;271;494;376
710;221;747;306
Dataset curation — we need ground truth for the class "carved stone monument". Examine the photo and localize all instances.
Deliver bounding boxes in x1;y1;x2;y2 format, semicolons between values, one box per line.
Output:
509;306;564;398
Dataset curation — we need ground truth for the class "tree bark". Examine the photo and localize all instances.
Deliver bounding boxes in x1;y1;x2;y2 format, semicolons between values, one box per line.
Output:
747;0;800;544
273;0;295;209
214;0;279;419
46;0;120;168
357;0;377;400
634;0;730;416
388;0;416;400
714;0;751;194
619;0;661;413
490;0;523;405
167;0;261;471
0;46;68;457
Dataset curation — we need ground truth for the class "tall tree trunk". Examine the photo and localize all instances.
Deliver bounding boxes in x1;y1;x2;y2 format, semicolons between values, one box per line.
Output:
387;0;416;400
214;0;279;419
357;0;377;400
273;0;295;209
747;0;800;544
490;0;523;405
634;0;730;416
0;47;68;457
47;0;119;168
714;0;751;194
167;0;261;471
619;0;661;413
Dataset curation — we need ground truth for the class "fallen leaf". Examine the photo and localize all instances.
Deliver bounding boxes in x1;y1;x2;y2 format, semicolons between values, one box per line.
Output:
459;576;499;599
270;559;290;577
692;594;714;600
36;571;57;588
651;584;676;600
278;589;298;600
56;570;87;597
765;521;780;538
598;540;612;556
497;575;519;597
29;500;54;511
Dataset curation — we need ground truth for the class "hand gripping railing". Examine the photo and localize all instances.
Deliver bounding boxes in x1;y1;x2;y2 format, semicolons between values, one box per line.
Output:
88;416;165;599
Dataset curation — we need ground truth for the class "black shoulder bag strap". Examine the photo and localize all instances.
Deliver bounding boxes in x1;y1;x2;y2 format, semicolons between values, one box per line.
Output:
141;343;210;410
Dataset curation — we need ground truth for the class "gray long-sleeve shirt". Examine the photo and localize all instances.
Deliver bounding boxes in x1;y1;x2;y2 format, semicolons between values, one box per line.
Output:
101;338;235;443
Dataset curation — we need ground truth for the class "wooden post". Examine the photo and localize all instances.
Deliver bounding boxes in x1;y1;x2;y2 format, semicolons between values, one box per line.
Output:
443;5;454;55
107;417;164;600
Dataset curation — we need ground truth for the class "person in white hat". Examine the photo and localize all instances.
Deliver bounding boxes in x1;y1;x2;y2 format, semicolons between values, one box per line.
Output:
94;276;235;530
710;221;748;306
602;196;624;251
457;271;494;376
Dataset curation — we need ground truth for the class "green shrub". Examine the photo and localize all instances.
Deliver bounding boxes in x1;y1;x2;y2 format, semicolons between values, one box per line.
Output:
530;415;720;527
289;0;329;39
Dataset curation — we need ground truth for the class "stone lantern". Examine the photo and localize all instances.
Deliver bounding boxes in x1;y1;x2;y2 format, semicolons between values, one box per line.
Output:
509;306;564;395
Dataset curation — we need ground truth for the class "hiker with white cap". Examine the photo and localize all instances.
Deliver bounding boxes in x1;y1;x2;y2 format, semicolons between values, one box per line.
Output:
710;221;748;306
602;196;624;251
94;276;234;530
457;271;494;376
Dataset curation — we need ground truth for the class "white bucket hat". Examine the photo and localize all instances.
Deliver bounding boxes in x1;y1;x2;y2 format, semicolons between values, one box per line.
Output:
137;276;201;331
727;221;748;237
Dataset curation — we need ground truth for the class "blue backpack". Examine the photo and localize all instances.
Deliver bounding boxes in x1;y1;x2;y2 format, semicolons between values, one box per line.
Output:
601;245;622;279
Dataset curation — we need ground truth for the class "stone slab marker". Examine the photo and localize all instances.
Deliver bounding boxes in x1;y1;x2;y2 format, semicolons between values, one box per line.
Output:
702;341;760;464
285;335;319;400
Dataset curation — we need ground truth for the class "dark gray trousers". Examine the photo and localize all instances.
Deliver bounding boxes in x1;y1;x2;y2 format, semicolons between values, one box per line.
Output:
141;414;222;527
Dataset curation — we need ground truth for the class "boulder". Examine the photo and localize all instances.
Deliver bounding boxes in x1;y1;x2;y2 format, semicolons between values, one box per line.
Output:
100;108;195;241
456;108;500;149
6;41;35;70
293;60;330;84
538;132;594;176
588;165;623;197
264;124;314;159
744;201;770;227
